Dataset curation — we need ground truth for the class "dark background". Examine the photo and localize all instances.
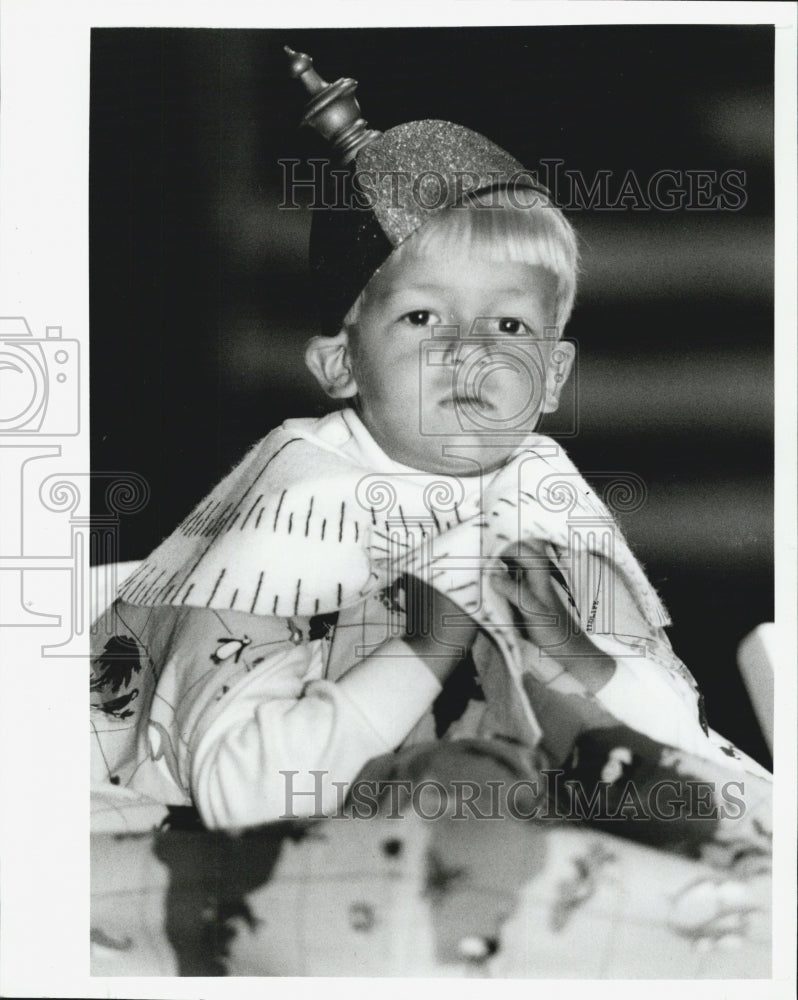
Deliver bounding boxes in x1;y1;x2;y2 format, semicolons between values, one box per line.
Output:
90;26;773;765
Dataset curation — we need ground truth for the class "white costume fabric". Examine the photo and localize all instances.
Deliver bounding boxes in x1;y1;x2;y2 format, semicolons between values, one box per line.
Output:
91;408;739;829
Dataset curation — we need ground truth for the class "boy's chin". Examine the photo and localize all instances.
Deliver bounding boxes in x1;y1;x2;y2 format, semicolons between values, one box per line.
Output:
398;436;532;477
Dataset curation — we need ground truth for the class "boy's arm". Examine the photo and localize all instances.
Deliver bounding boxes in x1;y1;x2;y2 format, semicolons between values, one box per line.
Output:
336;576;479;688
189;583;476;828
493;542;712;755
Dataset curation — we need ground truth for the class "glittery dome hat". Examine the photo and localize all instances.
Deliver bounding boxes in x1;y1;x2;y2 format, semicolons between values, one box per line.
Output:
286;47;549;336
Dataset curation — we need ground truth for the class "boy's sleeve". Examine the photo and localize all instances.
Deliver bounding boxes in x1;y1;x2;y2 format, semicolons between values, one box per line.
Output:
179;607;441;829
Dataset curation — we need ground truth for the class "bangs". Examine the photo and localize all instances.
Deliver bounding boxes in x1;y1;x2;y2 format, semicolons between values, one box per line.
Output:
343;188;580;331
393;189;580;329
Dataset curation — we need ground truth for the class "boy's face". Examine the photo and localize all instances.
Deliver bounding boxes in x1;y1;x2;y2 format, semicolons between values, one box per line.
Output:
310;244;574;475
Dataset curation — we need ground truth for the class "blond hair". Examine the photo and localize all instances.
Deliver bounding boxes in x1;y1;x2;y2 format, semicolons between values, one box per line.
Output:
343;187;579;332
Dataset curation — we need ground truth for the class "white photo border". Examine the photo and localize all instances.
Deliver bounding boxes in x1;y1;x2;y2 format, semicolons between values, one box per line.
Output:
0;2;795;998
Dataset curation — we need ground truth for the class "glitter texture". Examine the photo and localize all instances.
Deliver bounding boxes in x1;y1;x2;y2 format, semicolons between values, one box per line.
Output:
356;120;530;246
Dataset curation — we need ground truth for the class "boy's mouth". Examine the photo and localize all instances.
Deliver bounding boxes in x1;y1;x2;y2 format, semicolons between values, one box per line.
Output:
440;393;495;411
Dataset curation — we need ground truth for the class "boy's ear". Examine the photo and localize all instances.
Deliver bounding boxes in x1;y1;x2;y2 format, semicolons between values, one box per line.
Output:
305;330;359;399
541;340;575;414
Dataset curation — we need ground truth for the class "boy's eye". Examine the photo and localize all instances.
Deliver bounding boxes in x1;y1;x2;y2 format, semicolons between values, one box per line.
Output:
497;317;528;335
402;310;436;327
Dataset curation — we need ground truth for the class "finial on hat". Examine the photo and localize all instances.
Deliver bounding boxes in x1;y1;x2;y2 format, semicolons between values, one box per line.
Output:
285;46;381;163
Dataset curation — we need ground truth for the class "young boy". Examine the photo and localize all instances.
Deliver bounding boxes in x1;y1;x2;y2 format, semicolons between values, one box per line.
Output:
90;54;754;831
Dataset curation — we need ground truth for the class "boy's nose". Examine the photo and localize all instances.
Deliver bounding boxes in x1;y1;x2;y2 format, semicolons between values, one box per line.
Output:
437;334;494;368
428;323;462;365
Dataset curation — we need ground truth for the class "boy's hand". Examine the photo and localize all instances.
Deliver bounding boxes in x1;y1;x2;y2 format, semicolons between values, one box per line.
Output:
494;543;616;693
401;573;478;685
